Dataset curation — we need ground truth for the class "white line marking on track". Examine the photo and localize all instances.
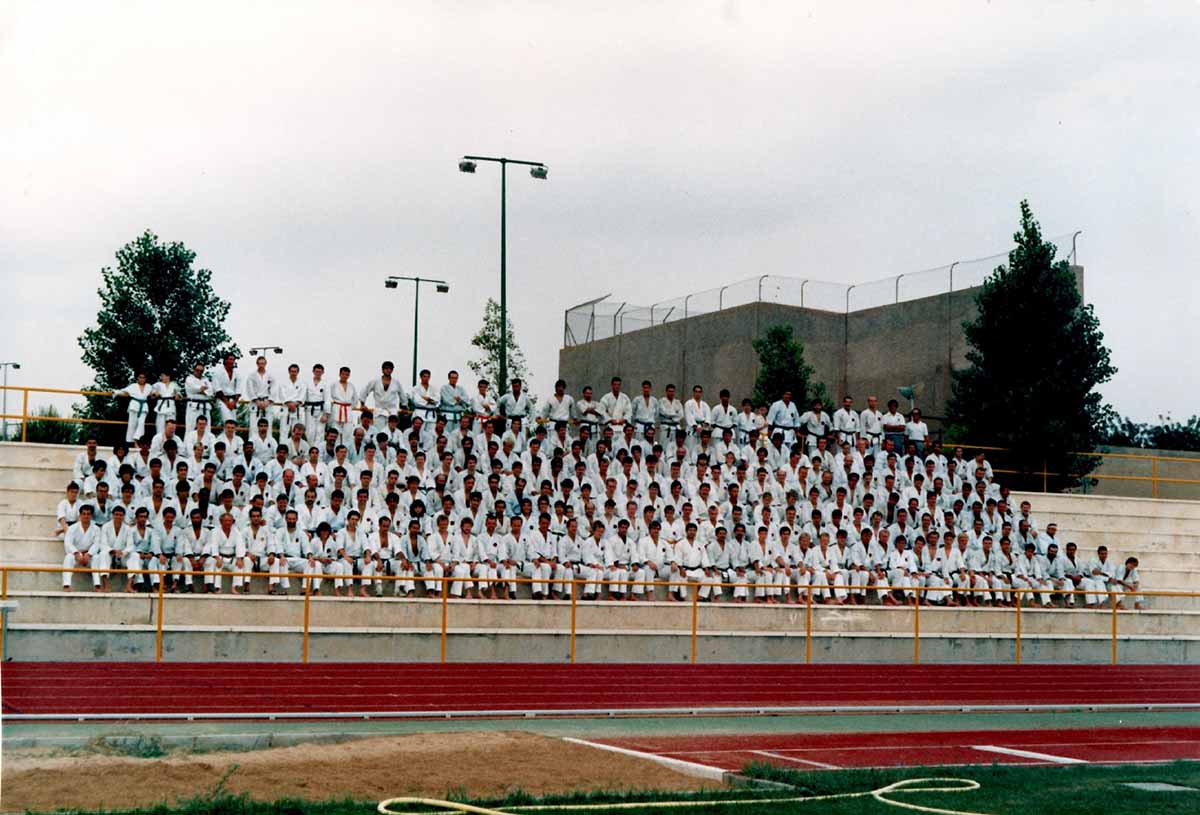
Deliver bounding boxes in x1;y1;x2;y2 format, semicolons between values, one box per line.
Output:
750;750;841;770
561;737;728;781
971;745;1088;764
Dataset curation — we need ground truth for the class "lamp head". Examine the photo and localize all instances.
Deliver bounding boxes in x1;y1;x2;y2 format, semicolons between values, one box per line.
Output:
384;279;399;289
458;160;477;174
273;347;283;354
436;283;450;294
530;165;548;180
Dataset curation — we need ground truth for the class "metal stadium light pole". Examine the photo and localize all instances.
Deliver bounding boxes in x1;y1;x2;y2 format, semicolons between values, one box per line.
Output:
458;155;548;388
384;276;451;386
1;362;20;441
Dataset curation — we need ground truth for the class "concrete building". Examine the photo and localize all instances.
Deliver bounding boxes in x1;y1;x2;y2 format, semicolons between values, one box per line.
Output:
559;267;1085;422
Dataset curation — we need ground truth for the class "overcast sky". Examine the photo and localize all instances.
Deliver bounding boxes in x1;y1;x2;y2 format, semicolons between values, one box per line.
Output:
3;1;1197;422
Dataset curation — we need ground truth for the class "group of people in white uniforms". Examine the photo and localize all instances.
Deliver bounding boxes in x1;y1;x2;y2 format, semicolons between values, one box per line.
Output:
70;358;1144;609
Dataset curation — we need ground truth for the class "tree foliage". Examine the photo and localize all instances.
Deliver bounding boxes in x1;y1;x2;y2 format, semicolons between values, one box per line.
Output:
19;405;81;445
468;298;532;394
751;324;830;408
77;231;239;441
946;201;1116;490
1102;412;1200;452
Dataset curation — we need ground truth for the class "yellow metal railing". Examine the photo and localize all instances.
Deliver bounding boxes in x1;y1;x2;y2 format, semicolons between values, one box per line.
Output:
0;565;1169;667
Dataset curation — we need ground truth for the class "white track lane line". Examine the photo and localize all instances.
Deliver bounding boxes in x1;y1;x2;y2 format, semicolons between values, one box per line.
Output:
971;745;1087;764
561;737;729;781
749;750;842;770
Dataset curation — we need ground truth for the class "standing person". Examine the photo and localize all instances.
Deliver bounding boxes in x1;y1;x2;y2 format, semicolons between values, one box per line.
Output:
438;370;470;424
304;364;331;442
905;408;930;459
881;399;906;453
766;390;802;446
329;366;359;444
498;378;533;431
276;363;306;440
599;377;631;429
833;396;860;448
184;362;212;432
860;395;884;456
735;398;761;446
630;380;659;440
684;385;712;442
114;372;153;443
211;354;242;427
243;355;277;437
656;384;685;445
711;389;737;440
151;372;181;439
364;361;407;431
541;378;575;430
411;369;440;424
470;379;497;434
798;399;831;457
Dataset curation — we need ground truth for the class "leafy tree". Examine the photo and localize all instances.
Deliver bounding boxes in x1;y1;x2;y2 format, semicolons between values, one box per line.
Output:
20;405;81;445
468;298;533;396
1102;412;1200;452
751;324;830;409
77;231;239;442
946;201;1116;490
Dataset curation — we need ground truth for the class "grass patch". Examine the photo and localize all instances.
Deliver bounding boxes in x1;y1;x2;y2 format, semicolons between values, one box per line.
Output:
18;761;1200;815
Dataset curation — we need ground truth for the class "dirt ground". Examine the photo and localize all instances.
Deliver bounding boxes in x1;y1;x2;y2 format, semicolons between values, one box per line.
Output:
0;730;717;813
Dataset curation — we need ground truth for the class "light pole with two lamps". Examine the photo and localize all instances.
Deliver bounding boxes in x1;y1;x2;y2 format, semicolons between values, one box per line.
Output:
457;154;548;388
384;277;450;386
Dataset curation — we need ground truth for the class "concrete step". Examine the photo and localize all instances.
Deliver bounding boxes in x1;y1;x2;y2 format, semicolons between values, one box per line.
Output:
7;624;1198;664
0;441;85;471
0;487;63;514
0;510;56;539
0;464;73;490
1048;529;1200;554
6;590;1198;638
1012;491;1200;521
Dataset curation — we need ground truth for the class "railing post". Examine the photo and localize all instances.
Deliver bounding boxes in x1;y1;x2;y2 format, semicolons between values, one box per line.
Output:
913;587;921;664
20;388;29;442
690;585;698;665
2;568;7;599
1152;457;1158;498
569;580;578;664
302;575;311;663
1111;590;1118;665
155;570;165;663
440;578;449;664
805;585;812;664
1015;589;1022;664
1043;458;1048;493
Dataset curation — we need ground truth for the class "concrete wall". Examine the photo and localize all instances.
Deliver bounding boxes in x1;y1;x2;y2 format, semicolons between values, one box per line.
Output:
559;267;1085;418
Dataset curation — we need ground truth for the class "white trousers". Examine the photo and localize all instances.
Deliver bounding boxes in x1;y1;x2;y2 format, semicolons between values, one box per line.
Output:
1081;577;1112;606
203;554;245;589
125;411;148;443
423;561;446;593
127;551;161;585
333;556;377;588
604;566;628;597
1014;575;1051;605
811;570;848;600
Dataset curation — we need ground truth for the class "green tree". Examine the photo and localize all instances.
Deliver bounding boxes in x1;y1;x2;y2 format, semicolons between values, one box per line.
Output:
751;324;830;408
946;201;1115;490
77;231;239;442
468;298;532;395
1102;412;1200;452
20;405;81;445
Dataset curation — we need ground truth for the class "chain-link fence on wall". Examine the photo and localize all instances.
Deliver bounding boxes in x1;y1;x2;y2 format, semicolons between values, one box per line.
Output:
564;231;1081;347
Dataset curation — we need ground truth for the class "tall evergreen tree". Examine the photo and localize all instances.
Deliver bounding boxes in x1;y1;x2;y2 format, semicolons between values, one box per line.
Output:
947;201;1115;490
78;231;239;440
751;324;830;408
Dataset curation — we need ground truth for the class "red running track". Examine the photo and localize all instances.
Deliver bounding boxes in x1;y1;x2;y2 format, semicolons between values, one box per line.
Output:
597;726;1200;770
4;663;1200;718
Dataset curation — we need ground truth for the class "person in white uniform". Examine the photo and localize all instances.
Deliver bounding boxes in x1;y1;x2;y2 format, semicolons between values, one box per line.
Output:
114;372;154;443
210;354;242;426
329;366;359;445
151;373;181;439
184;362;212;432
766;391;802;447
1113;556;1143;610
203;512;247;593
243;356;277;437
1081;545;1117;608
364;361;407;430
599;377;632;429
859;396;884;456
61;504;98;590
304;364;331;442
832;396;860;448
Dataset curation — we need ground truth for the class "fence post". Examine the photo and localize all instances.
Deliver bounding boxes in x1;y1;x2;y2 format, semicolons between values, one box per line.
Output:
20;388;29;442
805;585;812;664
155;571;165;663
569;581;578;664
690;587;698;665
913;588;921;664
302;575;311;663
1111;590;1118;665
1042;458;1048;493
2;568;7;599
1015;589;1022;664
1152;458;1158;498
440;579;449;664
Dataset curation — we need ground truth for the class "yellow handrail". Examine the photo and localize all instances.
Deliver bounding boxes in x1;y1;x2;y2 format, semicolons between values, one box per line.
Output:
0;564;1169;667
